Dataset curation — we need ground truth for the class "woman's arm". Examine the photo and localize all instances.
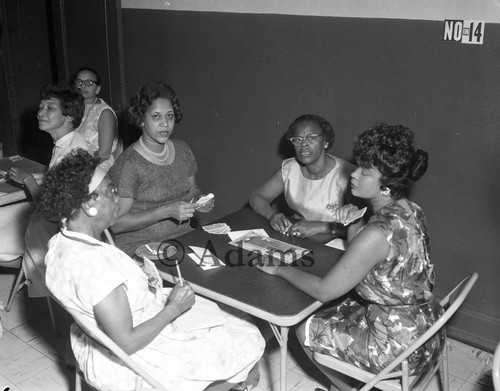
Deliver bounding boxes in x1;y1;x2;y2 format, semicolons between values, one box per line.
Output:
111;175;203;233
94;282;195;354
250;169;292;234
258;225;389;302
111;196;196;233
96;109;117;163
8;168;40;201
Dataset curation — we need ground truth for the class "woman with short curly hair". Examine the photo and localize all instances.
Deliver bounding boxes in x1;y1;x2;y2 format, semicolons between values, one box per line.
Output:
41;149;264;391
257;123;443;391
109;82;213;256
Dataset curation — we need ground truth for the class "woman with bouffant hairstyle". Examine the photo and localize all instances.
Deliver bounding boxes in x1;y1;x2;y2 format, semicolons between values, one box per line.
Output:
258;123;442;391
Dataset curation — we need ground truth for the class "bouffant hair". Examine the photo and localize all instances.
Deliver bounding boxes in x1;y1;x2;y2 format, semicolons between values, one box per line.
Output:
286;114;335;150
39;83;85;129
127;82;182;128
39;149;100;223
353;123;428;198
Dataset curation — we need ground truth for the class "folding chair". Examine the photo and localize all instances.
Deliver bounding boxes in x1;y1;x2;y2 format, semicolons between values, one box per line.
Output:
313;272;478;391
65;306;168;391
493;342;500;391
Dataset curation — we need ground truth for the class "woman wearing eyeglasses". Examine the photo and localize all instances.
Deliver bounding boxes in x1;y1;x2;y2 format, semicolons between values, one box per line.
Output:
72;67;122;172
250;114;356;238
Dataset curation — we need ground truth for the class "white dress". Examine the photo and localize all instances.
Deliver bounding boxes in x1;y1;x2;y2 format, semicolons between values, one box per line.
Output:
282;155;355;221
76;99;121;172
45;229;265;391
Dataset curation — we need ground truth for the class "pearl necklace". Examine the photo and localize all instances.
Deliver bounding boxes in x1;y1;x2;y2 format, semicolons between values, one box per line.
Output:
139;136;169;161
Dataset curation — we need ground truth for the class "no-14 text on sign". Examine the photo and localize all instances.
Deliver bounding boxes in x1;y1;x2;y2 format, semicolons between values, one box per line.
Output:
443;20;485;44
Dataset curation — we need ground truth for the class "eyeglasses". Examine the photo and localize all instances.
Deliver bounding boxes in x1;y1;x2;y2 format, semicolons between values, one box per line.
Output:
92;185;118;200
74;79;98;87
289;133;323;146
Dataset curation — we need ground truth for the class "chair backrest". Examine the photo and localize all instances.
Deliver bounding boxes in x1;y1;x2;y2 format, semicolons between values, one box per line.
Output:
64;305;168;391
361;272;478;391
493;342;500;391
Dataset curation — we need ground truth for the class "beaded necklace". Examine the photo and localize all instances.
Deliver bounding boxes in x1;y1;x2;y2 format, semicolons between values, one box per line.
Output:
139;136;169;161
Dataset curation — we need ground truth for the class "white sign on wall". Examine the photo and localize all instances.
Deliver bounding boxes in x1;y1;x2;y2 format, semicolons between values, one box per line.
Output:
443;20;485;44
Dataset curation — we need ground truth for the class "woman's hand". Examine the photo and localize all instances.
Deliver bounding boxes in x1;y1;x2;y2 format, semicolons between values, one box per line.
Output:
165;200;196;221
166;282;195;316
288;221;322;238
255;259;280;276
268;212;292;235
8;167;35;186
331;204;360;226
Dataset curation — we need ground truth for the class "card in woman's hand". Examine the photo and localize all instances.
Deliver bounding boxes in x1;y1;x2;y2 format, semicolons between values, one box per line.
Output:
343;207;367;225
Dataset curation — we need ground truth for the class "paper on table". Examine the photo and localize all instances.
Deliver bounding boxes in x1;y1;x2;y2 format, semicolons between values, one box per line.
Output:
227;228;269;241
189;246;225;270
325;238;347;251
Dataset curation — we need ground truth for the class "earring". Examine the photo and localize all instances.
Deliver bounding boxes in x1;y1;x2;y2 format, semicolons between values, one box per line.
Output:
381;188;391;197
88;207;98;216
140;122;144;127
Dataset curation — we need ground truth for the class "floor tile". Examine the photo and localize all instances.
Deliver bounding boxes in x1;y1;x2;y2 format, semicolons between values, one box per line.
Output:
15;363;73;391
0;331;31;362
0;347;55;384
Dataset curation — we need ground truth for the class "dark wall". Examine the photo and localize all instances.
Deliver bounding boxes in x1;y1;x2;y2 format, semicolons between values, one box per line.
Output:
121;10;500;350
0;0;55;163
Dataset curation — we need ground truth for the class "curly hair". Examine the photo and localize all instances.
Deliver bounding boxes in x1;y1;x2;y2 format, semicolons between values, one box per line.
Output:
70;67;101;85
286;114;335;150
39;149;100;223
39;83;85;128
353;123;428;198
127;82;183;128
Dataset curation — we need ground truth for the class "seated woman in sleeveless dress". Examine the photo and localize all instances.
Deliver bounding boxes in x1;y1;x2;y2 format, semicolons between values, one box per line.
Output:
250;114;356;238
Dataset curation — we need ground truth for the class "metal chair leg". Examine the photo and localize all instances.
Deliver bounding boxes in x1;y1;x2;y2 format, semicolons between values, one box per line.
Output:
5;258;25;312
47;296;60;335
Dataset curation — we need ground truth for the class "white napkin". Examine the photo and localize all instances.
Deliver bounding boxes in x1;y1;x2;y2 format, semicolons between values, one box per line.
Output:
325;238;347;251
202;222;231;234
188;246;225;270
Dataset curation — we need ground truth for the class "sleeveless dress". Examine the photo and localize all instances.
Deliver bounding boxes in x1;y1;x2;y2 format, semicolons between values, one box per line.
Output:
109;139;197;256
305;199;444;375
76;98;122;172
45;229;265;391
282;155;354;221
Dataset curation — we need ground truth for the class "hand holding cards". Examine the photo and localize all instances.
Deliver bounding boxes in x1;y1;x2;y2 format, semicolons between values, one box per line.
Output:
343;207;367;225
195;193;214;210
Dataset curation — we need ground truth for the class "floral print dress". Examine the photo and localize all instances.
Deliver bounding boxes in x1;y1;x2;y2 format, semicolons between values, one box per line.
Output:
305;199;444;374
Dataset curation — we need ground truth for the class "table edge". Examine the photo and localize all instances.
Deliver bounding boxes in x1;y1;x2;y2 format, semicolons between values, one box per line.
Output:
160;270;323;327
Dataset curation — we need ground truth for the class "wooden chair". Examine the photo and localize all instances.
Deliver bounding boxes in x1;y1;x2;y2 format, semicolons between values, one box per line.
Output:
65;305;168;391
493;342;500;391
313;272;478;391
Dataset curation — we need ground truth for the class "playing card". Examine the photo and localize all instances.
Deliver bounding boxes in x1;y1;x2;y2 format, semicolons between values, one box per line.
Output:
343;207;367;225
195;193;214;209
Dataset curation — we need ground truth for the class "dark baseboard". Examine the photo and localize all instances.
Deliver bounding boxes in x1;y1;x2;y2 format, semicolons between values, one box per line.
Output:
447;305;500;353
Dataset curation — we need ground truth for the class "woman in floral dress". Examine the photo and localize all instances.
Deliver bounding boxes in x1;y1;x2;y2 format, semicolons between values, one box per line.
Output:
257;123;443;390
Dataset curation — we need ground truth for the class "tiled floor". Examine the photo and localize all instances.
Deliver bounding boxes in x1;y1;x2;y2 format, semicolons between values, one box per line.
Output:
0;268;495;391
